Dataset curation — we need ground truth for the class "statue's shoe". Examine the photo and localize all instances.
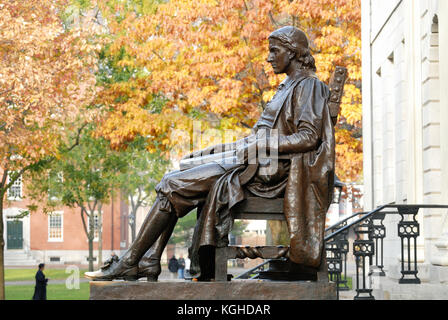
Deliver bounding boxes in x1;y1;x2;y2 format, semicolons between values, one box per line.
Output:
138;258;161;282
84;259;138;281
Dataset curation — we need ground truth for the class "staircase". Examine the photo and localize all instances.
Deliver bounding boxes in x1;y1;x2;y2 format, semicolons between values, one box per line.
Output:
4;250;39;266
235;203;448;300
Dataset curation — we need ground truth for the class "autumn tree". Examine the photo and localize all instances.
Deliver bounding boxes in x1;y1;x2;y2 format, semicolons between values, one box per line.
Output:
81;1;173;243
26;125;128;271
0;0;101;299
116;137;171;242
94;0;362;182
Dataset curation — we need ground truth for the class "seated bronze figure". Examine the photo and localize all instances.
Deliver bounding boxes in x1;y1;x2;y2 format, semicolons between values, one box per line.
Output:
85;26;335;281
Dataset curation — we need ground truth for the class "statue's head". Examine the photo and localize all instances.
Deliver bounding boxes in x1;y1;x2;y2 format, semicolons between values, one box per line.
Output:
267;26;316;74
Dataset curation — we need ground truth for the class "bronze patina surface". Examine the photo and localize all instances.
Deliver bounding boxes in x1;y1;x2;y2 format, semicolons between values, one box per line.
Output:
85;25;335;282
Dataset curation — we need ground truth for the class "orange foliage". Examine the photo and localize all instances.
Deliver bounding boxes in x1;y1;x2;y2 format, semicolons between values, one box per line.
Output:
0;0;100;171
96;0;362;182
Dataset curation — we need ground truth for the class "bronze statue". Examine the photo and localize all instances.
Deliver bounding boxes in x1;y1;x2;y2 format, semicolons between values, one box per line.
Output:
85;26;335;281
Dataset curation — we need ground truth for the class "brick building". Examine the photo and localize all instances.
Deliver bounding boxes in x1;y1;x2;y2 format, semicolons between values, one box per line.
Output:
2;172;130;266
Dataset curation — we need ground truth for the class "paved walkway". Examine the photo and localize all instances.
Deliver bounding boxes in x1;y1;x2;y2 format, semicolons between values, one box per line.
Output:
6;279;90;286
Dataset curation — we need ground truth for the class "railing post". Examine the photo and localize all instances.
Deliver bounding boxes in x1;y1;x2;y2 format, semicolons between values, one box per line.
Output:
397;206;421;284
337;226;350;291
327;223;350;292
369;212;386;276
325;240;342;300
353;218;375;300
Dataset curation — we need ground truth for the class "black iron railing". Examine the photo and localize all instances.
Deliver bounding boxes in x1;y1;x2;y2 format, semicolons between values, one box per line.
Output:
325;211;367;293
235;203;448;300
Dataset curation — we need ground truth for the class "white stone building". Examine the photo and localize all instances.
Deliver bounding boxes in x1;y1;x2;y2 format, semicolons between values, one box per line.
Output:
362;0;448;298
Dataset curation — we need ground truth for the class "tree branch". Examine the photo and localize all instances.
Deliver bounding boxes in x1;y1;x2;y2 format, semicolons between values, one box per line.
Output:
151;50;167;65
3;122;89;191
268;11;279;27
129;194;136;213
65;122;89;153
0;170;8;199
80;206;89;237
0;82;15;97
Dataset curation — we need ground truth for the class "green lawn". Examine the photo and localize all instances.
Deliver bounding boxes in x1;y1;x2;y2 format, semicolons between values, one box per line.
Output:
6;282;90;300
5;268;90;300
338;276;353;290
5;268;88;282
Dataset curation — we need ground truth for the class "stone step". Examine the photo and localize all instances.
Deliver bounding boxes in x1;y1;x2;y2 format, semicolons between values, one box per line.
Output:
5;254;31;258
5;255;35;261
4;251;38;266
4;260;38;266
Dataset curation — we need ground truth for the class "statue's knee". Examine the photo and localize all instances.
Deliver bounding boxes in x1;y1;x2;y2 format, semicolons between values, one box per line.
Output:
155;175;171;194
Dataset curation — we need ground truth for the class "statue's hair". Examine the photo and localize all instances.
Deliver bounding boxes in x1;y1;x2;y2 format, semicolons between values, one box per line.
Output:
268;26;317;72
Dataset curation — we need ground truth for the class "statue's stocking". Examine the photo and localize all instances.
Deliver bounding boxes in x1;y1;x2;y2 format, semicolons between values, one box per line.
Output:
121;198;175;266
138;214;178;280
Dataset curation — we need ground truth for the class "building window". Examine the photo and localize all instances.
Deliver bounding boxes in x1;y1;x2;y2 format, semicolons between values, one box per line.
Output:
93;212;100;240
7;173;22;200
48;211;63;242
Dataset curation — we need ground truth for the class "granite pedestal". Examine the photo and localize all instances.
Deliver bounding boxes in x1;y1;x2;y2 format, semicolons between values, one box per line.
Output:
89;279;337;300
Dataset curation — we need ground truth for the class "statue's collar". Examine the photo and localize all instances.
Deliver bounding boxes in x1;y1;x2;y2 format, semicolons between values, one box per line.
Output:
278;69;317;91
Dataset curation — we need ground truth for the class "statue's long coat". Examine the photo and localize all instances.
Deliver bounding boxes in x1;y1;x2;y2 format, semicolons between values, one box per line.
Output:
188;69;335;275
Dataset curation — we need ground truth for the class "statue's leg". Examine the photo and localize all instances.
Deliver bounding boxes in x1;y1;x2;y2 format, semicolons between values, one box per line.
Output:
137;214;178;281
85;162;226;281
85;198;174;280
120;197;175;266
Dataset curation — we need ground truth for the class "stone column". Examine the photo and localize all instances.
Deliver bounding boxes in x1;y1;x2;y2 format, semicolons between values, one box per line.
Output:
432;1;448;267
404;0;426;266
362;0;374;210
404;0;424;206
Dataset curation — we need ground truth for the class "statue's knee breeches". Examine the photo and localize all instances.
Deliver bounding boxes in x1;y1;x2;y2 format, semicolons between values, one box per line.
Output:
155;163;226;217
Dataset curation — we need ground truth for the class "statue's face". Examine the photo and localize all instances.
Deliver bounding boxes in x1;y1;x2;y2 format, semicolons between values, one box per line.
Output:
267;38;293;74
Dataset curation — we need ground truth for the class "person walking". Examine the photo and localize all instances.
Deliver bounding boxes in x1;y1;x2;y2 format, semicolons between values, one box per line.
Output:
168;255;178;279
32;263;48;300
177;255;186;279
184;256;191;279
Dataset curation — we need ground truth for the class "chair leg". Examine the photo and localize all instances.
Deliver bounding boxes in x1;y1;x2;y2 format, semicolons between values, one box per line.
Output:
215;247;228;281
317;247;329;282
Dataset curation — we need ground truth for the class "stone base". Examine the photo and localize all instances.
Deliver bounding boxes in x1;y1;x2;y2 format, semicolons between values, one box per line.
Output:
90;279;336;300
371;274;448;300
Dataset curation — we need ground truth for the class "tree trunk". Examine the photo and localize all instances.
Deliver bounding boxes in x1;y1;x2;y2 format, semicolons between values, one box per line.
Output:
130;208;137;243
80;206;95;271
97;204;103;269
129;196;138;243
266;220;289;246
0;170;8;300
88;211;95;272
0;194;5;300
88;236;94;271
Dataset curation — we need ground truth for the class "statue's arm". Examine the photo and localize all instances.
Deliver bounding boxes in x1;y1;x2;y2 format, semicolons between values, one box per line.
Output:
240;122;317;161
277;122;319;153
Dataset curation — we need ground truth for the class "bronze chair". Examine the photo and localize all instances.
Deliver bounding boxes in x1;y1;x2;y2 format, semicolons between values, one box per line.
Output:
213;67;348;282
